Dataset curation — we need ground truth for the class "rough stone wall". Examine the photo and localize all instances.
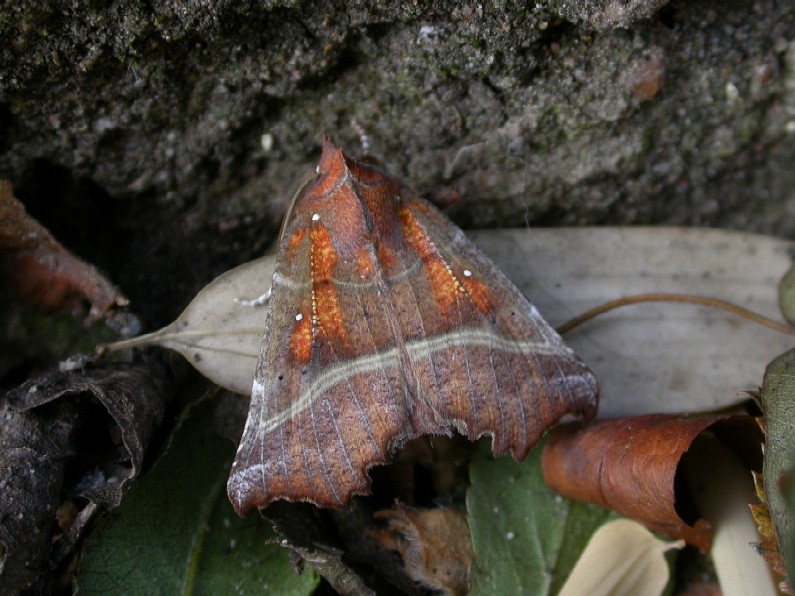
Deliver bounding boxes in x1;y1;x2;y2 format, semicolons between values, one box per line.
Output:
2;0;794;323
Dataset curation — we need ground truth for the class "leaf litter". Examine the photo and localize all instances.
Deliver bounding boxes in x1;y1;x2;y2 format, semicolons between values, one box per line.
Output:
6;225;795;593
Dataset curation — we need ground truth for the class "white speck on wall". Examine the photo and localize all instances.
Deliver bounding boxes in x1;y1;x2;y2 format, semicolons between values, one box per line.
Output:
260;133;274;152
419;25;438;41
93;118;116;133
725;82;740;105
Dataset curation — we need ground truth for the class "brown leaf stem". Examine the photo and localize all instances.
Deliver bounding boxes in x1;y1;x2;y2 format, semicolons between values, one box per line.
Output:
556;292;795;336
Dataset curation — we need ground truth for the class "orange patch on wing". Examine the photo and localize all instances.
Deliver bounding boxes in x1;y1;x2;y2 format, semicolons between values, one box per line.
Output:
377;243;399;272
286;228;307;259
289;311;313;363
310;222;347;347
399;205;462;319
355;246;375;278
405;199;445;225
459;272;493;314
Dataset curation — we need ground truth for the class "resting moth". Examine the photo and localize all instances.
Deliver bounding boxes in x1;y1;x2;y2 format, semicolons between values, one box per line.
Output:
228;138;599;514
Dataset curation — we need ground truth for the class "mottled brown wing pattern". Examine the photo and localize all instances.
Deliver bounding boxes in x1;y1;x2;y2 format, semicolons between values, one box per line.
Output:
227;139;599;514
394;198;599;457
228;212;414;511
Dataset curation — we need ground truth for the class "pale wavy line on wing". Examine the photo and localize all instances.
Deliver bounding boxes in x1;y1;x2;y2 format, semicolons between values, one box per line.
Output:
258;326;564;433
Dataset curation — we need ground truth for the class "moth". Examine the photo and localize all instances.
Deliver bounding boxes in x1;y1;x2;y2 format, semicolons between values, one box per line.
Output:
227;138;599;514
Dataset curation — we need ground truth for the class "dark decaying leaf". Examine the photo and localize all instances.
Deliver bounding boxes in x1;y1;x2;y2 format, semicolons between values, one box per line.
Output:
541;414;762;550
371;505;473;596
0;180;127;321
760;348;795;587
0;354;177;594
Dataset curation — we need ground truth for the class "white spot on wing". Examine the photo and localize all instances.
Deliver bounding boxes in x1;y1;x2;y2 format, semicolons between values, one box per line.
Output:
463;269;472;277
295;313;303;321
312;213;321;221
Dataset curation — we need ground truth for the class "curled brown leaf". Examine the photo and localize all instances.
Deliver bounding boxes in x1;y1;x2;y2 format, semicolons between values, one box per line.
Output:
0;180;127;320
541;414;761;550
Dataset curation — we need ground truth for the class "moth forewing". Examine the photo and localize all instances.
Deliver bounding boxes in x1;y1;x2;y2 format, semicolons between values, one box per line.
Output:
227;138;599;514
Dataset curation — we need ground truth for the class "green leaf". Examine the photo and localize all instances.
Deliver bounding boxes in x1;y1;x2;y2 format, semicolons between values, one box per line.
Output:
75;395;318;595
779;263;795;325
467;439;614;595
786;466;795;583
761;348;795;583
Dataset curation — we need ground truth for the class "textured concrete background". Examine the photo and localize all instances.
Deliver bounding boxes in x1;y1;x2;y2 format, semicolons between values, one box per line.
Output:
2;0;794;325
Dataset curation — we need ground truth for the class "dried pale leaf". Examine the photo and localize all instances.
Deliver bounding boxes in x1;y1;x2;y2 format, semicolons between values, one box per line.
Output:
105;256;275;394
542;414;762;549
469;227;795;418
106;227;794;412
558;519;683;596
682;433;777;596
0;180;127;320
371;506;472;596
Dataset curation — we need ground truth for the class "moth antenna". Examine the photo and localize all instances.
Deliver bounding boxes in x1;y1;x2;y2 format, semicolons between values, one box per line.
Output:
277;165;319;246
350;119;371;155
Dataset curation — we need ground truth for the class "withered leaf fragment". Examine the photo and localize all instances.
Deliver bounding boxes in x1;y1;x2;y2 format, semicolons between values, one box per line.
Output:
0;180;127;320
0;355;176;594
372;506;473;596
228;139;599;513
542;414;762;550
